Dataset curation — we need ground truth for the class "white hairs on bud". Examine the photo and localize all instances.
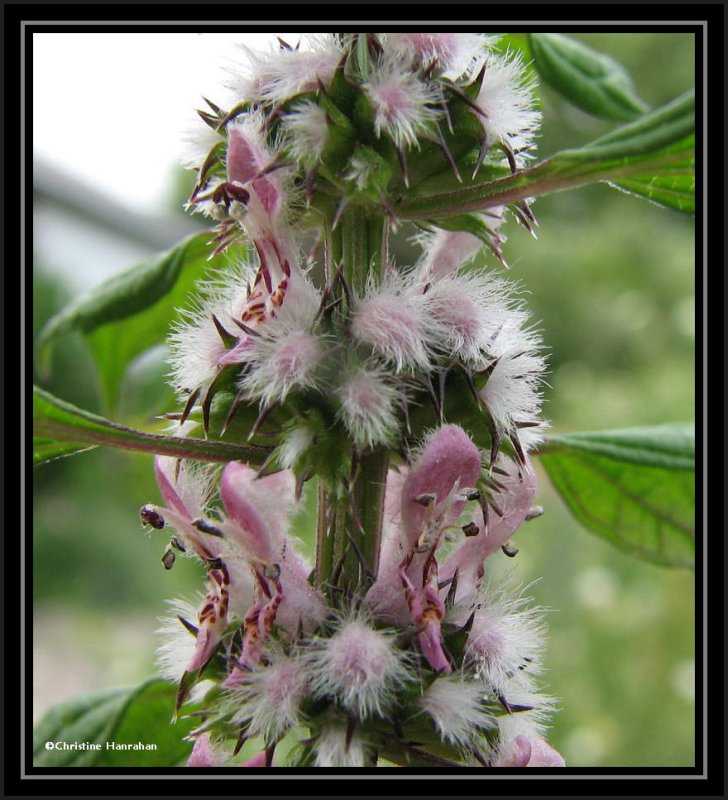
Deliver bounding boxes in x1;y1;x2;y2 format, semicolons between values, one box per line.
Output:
314;723;368;767
382;32;493;81
156;598;203;684
282;101;330;165
495;671;559;745
479;317;547;448
464;577;546;695
352;271;437;372
417;675;498;748
363;54;441;148
335;365;403;448
239;325;326;406
179;115;224;171
225;34;343;106
279;424;316;470
476;51;541;166
304;616;413;719
224;650;309;743
166;261;254;393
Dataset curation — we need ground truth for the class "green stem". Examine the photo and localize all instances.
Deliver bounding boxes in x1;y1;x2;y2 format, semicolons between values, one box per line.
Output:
341;207;369;295
341;448;389;589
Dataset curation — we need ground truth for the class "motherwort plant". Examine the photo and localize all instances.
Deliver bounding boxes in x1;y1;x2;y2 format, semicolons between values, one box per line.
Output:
144;32;558;768
34;31;695;770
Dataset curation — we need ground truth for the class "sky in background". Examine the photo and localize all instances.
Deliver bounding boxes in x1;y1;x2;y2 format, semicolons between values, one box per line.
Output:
33;33;296;212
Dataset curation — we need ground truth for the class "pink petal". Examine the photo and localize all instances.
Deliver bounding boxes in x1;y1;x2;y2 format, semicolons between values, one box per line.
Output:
186;625;221;673
526;736;566;767
220;462;292;562
154;456;191;519
494;734;565;767
440;456;537;599
418;621;452;673
227;126;262;185
401;425;482;548
187;734;219;767
241;751;269;767
494;734;531;767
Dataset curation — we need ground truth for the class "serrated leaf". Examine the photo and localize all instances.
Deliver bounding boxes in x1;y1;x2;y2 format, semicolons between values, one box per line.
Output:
538;424;695;568
530;33;648;121
33;385;271;465
397;91;695;218
32;679;195;767
37;232;231;415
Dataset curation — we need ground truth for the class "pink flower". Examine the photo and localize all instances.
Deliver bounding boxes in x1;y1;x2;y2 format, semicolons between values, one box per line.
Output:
365;425;482;671
439;455;538;602
186;734;219;767
186;734;271;767
495;734;565;767
144;458;233;673
218;462;327;678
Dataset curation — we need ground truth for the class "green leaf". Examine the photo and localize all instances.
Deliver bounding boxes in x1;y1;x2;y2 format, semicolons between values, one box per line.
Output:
32;679;195;767
538;424;695;568
609;171;695;213
530;33;648;121
33;385;272;465
396;90;695;218
37;232;231;414
33;436;97;466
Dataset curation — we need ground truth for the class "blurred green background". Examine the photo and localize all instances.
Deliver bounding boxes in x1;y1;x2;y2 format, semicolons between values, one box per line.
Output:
32;33;695;767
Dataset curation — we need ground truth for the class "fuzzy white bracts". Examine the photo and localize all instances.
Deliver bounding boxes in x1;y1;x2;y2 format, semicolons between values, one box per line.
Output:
363;55;441;149
417;675;497;748
304;616;413;719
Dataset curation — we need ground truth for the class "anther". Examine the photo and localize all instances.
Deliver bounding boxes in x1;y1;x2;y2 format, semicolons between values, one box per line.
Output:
140;505;165;530
162;548;176;570
192;518;225;538
501;542;519;558
461;522;480;537
414;492;437;507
